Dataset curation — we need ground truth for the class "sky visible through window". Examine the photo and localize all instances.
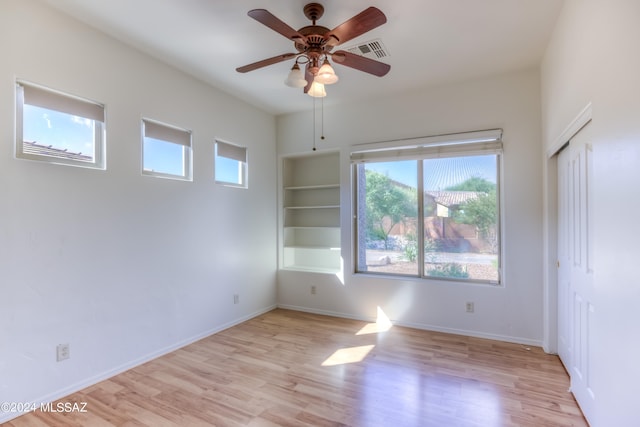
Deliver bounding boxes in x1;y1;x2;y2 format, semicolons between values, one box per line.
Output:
365;155;496;189
215;155;242;185
24;105;240;180
143;137;185;176
23;105;94;157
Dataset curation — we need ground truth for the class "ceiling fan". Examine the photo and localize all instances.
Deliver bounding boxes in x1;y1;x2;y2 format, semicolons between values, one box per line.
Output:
236;3;391;97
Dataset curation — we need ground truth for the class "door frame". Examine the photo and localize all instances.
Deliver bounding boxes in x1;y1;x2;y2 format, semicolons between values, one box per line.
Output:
542;102;592;354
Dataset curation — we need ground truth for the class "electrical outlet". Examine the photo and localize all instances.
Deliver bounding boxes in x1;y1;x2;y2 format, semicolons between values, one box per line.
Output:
233;294;240;304
465;302;474;313
311;285;316;295
56;343;70;362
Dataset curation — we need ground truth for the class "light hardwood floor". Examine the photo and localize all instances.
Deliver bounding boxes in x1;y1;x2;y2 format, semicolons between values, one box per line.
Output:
6;309;587;427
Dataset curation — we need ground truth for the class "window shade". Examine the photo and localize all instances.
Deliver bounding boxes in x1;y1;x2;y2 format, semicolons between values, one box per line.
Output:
143;119;191;147
19;82;104;122
216;140;247;163
350;129;503;163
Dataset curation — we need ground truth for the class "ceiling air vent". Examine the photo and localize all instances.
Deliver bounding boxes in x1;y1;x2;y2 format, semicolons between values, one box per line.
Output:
344;39;389;59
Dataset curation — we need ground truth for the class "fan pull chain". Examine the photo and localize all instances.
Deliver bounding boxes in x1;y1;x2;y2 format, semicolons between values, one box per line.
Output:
321;95;325;141
312;95;316;151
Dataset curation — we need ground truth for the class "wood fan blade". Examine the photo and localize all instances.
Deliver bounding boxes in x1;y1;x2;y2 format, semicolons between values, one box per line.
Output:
248;9;307;44
236;53;296;73
324;7;387;47
331;50;390;77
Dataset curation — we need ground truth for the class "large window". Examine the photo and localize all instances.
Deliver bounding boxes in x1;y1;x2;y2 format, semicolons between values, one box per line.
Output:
16;81;105;169
353;130;502;284
142;119;192;180
215;139;247;188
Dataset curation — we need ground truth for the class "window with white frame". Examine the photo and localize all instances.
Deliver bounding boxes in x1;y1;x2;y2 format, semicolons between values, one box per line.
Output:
215;139;247;188
142;119;192;180
352;130;503;284
16;81;105;169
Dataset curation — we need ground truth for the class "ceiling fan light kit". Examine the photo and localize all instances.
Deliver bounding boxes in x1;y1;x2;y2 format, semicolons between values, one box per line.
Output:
307;81;327;98
315;58;338;85
284;62;307;88
237;3;390;97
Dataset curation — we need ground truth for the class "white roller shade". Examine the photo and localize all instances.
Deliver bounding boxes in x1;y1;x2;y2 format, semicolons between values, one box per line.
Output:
216;140;247;163
19;82;104;122
351;129;503;163
143;119;191;147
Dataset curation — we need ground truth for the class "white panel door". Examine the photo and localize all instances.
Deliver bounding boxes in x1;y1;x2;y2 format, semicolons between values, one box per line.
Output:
557;146;572;368
558;124;596;423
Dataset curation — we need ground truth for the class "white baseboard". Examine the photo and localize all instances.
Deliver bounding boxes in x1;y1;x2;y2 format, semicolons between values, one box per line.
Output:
277;304;542;347
0;304;276;424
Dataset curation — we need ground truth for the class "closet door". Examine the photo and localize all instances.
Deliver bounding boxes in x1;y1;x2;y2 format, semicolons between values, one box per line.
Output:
557;123;596;423
557;146;571;368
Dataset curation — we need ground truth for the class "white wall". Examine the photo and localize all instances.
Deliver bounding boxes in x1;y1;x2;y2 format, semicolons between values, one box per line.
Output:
541;1;640;425
277;69;545;345
0;0;277;420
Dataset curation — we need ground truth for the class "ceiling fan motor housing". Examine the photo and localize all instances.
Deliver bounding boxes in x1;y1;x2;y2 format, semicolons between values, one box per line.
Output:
296;3;333;71
295;26;332;72
303;3;324;23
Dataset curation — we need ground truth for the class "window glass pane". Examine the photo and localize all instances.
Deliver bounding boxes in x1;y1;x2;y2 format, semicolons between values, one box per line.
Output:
215;141;246;187
215;155;243;185
423;155;499;282
143;137;185;176
141;119;191;180
356;160;418;275
23;104;96;162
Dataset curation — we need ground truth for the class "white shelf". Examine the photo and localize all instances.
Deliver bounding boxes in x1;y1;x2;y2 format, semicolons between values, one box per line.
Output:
281;266;340;274
283;245;340;250
284;226;340;229
284;184;339;191
283;226;339;249
281;152;341;273
284;205;339;210
284;206;339;228
283;184;339;210
282;246;341;273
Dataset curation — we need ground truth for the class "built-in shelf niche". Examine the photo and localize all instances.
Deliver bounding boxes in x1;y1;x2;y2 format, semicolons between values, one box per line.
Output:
281;152;340;273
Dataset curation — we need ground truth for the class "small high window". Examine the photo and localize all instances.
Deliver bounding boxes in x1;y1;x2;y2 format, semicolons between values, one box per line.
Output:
142;119;192;180
215;139;247;188
16;81;105;169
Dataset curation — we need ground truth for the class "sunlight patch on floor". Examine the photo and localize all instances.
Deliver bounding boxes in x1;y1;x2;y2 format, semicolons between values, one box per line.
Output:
321;345;375;366
356;306;393;335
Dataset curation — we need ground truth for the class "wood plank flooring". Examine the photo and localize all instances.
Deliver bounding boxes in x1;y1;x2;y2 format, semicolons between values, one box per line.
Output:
6;309;587;426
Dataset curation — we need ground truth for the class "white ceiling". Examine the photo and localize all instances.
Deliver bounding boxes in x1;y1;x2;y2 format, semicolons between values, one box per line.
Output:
43;0;564;115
